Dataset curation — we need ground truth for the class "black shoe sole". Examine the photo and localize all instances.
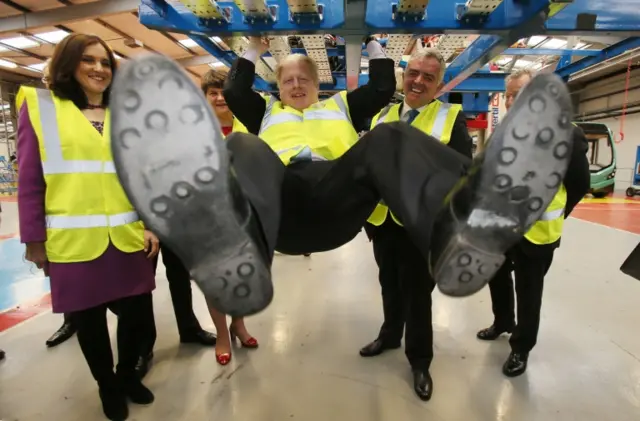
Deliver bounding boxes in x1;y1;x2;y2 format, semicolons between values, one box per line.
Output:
432;73;574;297
109;54;273;317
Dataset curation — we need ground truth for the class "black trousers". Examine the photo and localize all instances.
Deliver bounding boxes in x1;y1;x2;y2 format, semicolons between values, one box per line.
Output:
73;293;154;386
488;241;555;353
140;243;204;355
156;243;203;335
227;122;470;258
366;218;434;370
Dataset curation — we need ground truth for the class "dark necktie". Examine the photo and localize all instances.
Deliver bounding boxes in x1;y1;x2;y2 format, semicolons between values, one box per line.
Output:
405;108;420;124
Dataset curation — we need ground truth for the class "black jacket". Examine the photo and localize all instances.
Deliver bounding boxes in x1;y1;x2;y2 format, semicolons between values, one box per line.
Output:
223;57;397;135
563;126;591;218
445;112;474;159
518;125;590;254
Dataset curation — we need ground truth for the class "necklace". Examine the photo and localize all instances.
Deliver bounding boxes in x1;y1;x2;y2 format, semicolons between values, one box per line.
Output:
84;104;105;110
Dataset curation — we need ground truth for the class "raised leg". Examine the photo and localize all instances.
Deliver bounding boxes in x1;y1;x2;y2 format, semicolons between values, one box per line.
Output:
429;73;574;296
109;54;276;317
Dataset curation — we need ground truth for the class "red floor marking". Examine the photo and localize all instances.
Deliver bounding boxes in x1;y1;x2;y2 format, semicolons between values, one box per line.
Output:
573;200;640;234
0;293;52;333
0;196;17;202
0;233;17;240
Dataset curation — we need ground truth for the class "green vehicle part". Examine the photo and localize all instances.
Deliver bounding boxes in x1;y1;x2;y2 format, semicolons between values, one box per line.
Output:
574;122;617;198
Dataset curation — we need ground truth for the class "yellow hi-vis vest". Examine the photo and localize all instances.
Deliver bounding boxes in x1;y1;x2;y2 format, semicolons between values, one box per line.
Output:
258;91;359;165
524;184;566;245
367;100;462;226
232;117;248;133
16;87;145;263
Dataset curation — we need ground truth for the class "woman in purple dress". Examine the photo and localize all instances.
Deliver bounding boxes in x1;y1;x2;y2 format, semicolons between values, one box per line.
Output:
17;34;158;421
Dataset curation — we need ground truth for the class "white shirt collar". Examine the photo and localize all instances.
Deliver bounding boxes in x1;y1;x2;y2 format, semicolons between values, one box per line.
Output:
400;101;428;120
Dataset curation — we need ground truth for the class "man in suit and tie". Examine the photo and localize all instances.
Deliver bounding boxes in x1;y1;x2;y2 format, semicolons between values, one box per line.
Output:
359;48;473;401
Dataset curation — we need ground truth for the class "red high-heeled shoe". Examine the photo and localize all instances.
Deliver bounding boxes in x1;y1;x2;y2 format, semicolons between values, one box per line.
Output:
229;326;259;348
216;351;231;366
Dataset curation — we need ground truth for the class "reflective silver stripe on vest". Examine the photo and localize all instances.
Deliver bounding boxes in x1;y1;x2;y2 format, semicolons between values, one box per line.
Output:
259;95;350;135
36;89;115;175
41;160;117;175
303;109;349;121
46;211;139;229
331;93;351;123
275;145;304;156
35;89;139;228
430;103;453;141
375;105;394;126
260;112;302;134
259;96;280;134
539;207;565;221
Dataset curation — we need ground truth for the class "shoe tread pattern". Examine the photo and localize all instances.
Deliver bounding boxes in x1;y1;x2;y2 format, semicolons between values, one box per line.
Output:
110;54;272;317
435;73;573;297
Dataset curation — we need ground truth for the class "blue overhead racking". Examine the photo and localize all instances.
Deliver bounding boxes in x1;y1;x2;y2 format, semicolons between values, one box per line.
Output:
137;0;640;112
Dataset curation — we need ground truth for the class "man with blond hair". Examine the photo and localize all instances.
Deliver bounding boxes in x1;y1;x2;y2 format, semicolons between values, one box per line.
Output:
476;68;590;377
359;48;473;401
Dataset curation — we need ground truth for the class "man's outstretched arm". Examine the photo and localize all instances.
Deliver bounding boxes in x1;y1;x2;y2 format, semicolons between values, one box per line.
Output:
346;39;397;131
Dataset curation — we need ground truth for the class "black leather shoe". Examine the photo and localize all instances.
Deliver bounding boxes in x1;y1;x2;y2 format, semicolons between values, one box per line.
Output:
117;373;155;405
98;384;128;421
135;352;153;379
412;369;433;401
502;352;529;377
110;54;273;318
477;324;513;341
359;339;401;357
180;329;217;346
46;321;76;347
429;73;574;297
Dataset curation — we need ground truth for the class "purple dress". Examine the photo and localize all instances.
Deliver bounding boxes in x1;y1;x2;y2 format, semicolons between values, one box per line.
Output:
17;103;156;313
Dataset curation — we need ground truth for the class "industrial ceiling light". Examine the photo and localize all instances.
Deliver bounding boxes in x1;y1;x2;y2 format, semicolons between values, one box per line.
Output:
33;30;69;44
527;36;547;46
179;38;198;48
542;38;567;49
0;59;18;69
28;62;47;71
0;36;40;49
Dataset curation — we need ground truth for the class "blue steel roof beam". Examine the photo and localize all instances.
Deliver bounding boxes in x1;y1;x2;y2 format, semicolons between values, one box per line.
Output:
140;0;274;85
232;0;277;24
177;0;231;22
555;37;640;79
366;0;550;35
364;0;640;36
139;0;345;36
361;47;600;58
393;0;429;23
258;73;507;93
501;48;599;56
545;0;640;37
457;0;504;23
437;0;552;95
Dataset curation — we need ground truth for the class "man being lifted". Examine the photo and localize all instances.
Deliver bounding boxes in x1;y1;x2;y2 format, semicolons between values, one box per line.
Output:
107;37;576;320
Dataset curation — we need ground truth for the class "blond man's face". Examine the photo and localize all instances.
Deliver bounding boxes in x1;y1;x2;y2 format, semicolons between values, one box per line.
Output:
278;60;319;111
